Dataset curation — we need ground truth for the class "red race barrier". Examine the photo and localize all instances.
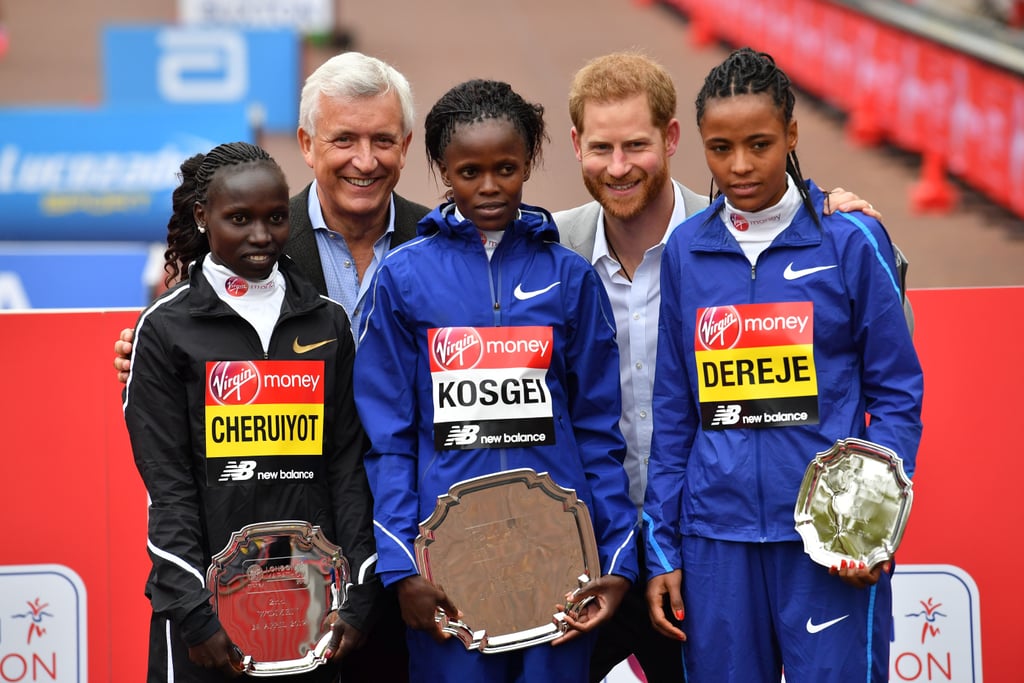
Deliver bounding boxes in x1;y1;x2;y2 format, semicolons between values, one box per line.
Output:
0;309;149;682
1;286;1022;679
661;0;1024;220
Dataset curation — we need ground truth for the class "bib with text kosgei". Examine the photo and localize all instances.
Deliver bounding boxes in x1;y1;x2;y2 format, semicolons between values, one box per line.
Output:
204;360;325;485
429;326;555;450
695;302;819;430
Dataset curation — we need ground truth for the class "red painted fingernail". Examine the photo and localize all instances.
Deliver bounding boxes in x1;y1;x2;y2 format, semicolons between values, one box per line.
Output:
674;609;684;620
840;559;848;570
859;561;866;569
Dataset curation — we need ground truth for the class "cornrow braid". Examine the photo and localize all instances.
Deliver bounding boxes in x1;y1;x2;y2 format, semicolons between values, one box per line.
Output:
424;79;548;178
164;142;281;284
696;47;821;229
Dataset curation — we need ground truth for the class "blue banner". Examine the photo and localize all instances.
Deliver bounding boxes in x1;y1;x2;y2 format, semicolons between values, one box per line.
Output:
0;104;251;241
103;25;299;133
0;242;159;309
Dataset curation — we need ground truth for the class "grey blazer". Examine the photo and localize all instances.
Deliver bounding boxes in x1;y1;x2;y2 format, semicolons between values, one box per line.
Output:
553;180;915;333
284;182;430;296
553;180;709;261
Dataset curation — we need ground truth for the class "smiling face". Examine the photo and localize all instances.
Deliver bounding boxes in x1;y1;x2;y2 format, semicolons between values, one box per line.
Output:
571;93;679;222
298;90;412;231
699;92;797;213
194;162;290;280
439;118;529;232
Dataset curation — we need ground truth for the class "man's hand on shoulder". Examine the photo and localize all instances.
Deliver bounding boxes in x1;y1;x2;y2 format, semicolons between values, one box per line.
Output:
824;187;882;220
114;327;134;384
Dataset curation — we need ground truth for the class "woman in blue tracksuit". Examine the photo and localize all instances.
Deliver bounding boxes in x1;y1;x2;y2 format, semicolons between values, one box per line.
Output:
643;49;924;682
353;80;638;682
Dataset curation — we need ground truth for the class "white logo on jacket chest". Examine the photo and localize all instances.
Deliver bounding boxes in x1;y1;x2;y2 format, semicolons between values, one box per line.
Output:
783;263;837;280
513;281;560;300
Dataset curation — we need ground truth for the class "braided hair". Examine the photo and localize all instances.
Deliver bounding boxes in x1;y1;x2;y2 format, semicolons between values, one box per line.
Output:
163;141;282;284
423;79;548;181
695;48;819;228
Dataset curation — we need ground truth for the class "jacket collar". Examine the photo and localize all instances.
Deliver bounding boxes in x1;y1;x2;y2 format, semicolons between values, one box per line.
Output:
690;180;827;254
187;254;326;318
417;201;559;243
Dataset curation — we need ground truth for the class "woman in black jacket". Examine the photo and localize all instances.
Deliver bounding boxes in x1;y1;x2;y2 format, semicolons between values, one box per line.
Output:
123;142;378;681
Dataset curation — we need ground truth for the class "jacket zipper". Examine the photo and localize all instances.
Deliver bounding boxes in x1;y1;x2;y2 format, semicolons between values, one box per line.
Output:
750;255;767;540
488;235;507;470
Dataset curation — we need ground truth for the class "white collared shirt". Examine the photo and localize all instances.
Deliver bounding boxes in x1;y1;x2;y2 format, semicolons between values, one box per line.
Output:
592;182;690;510
309;179;396;342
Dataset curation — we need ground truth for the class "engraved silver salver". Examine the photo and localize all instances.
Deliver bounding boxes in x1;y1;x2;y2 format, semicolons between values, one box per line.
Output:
414;468;601;653
206;520;350;676
794;437;913;569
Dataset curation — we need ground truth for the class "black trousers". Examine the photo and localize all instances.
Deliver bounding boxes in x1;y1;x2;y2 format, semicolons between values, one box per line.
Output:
588;549;684;683
336;587;409;682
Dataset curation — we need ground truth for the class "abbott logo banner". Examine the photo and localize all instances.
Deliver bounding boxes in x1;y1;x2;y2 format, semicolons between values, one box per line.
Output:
103;25;299;132
157;29;247;102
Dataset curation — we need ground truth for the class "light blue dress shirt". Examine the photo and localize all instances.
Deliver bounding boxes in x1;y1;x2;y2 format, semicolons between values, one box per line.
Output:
308;180;396;342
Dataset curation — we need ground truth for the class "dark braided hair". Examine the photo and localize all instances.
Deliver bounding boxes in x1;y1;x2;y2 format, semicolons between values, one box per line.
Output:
695;47;820;228
423;79;548;182
163;141;282;284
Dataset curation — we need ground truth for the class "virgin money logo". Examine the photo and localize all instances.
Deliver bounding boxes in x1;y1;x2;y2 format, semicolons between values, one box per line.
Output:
209;361;261;405
697;306;742;350
432;327;483;371
225;276;248;297
730;213;749;231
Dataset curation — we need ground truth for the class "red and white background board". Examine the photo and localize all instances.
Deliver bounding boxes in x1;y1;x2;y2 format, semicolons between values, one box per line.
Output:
0;288;1018;681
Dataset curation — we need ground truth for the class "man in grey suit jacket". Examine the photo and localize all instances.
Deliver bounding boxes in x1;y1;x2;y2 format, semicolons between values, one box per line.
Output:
555;52;880;683
557;178;706;263
553;52;698;683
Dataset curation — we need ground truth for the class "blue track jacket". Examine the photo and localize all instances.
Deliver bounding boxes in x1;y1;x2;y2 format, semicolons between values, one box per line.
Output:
355;202;638;588
645;182;924;576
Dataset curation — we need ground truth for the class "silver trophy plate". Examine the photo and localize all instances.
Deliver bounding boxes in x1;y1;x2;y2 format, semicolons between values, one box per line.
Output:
795;437;913;569
414;468;600;653
206;520;350;676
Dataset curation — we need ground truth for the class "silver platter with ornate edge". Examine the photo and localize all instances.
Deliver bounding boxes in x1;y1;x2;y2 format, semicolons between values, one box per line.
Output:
414;468;600;653
206;520;349;676
795;437;913;569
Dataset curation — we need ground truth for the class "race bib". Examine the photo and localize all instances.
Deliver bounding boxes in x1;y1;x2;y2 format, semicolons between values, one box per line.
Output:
429;326;555;450
694;302;819;430
204;360;325;484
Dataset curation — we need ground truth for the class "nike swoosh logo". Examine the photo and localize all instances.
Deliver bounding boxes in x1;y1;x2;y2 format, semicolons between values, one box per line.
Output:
513;281;561;300
784;263;838;280
292;337;337;354
805;614;850;634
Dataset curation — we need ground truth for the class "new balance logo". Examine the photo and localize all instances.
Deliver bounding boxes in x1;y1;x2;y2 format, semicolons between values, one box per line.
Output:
710;404;742;426
443;425;480;447
219;460;257;482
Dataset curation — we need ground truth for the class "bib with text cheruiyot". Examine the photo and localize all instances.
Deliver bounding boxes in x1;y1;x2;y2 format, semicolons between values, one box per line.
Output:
429;326;555;450
204;359;325;485
695;302;819;430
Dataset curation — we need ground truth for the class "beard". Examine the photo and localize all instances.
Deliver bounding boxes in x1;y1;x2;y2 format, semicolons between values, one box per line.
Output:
582;161;670;222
